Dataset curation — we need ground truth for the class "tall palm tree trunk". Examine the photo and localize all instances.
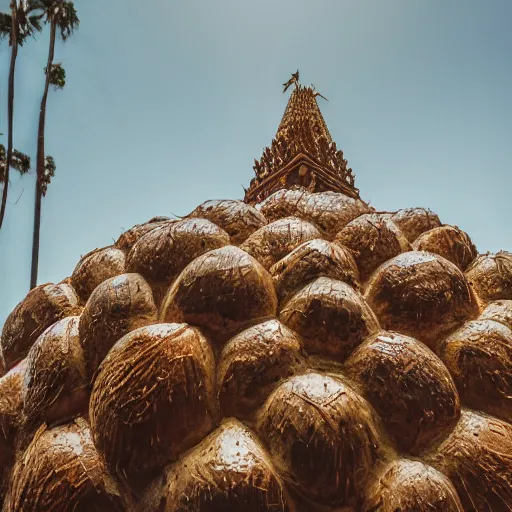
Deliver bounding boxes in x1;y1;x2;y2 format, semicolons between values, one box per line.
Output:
30;21;56;289
0;4;18;230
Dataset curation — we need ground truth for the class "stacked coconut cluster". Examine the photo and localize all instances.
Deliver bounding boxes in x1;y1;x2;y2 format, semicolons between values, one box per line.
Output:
1;189;512;511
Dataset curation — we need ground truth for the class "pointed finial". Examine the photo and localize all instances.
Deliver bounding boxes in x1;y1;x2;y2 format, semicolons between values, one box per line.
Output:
282;70;300;93
311;84;328;101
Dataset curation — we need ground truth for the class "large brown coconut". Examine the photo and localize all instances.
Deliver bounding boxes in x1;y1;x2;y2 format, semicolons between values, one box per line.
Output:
480;299;512;329
257;188;310;223
390;207;441;243
71;246;126;303
140;418;294;512
365;252;479;349
466;251;512;302
240;216;323;270
1;282;81;372
257;190;371;239
0;361;24;496
257;372;390;508
279;276;379;362
79;273;157;381
89;323;217;490
270;239;360;305
187;199;268;245
437;319;512;423
160;246;278;344
344;331;460;454
217;319;306;422
425;409;512;512
3;417;126;512
126;218;230;305
412;225;478;271
22;316;87;433
334;213;411;282
362;459;464;512
115;218;173;253
300;191;372;239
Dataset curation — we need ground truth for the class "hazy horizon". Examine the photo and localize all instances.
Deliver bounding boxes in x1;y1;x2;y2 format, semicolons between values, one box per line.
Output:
1;0;511;327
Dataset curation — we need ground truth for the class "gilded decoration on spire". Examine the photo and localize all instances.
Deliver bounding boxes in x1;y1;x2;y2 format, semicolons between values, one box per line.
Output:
244;72;359;204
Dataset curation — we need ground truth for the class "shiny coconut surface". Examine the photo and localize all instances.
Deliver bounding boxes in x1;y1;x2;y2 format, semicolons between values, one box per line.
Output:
1;79;512;511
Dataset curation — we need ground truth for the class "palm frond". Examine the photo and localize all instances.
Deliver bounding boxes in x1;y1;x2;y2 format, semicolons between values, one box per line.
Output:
12;150;31;175
41;155;55;196
0;144;6;184
46;62;66;89
56;1;79;41
0;13;12;41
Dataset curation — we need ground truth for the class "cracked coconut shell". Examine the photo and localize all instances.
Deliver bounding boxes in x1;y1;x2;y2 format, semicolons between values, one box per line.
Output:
3;417;126;512
89;323;217;491
362;459;464;512
365;251;479;349
79;273;157;381
217;319;306;422
390;207;441;243
140;418;293;512
279;276;379;362
334;213;411;282
187;199;268;245
1;282;81;372
344;331;460;454
240;216;323;270
160;245;278;344
466;251;512;303
71;246;126;303
22;316;87;433
425;409;512;512
412;224;477;271
126;218;230;305
270;238;360;305
257;372;391;508
437;318;512;423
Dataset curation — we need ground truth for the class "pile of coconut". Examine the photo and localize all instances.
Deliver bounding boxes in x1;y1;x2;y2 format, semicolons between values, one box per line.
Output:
1;190;511;511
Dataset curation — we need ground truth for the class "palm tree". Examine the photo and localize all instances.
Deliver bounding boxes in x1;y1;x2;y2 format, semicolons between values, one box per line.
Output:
30;0;79;289
0;0;42;230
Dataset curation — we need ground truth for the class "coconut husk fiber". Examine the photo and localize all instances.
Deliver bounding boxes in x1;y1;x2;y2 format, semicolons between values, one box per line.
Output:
390;207;441;243
365;251;479;350
362;459;464;512
425;408;512;512
126;218;230;305
71;246;126;303
187;199;268;245
140;418;294;512
413;225;478;271
217;319;306;422
279;276;379;362
257;371;391;508
270;238;360;306
344;331;460;455
115;218;174;253
1;282;81;372
89;323;217;491
160;246;278;344
438;319;512;423
22;316;88;435
79;273;157;381
3;417;127;512
258;189;371;239
479;299;512;329
0;361;25;499
334;213;411;282
240;216;323;270
466;251;512;303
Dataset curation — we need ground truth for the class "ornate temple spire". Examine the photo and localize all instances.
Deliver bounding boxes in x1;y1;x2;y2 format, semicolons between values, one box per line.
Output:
244;73;359;204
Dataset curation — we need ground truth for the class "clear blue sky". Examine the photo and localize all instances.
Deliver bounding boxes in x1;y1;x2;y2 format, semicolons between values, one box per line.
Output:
1;0;511;327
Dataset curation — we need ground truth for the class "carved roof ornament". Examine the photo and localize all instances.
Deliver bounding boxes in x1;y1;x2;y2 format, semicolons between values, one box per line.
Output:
244;72;359;205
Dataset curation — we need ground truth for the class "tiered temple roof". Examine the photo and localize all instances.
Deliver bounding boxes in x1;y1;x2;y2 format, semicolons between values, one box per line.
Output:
244;74;359;204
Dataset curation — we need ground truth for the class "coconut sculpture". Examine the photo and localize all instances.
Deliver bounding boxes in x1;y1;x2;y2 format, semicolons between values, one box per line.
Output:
1;76;512;512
